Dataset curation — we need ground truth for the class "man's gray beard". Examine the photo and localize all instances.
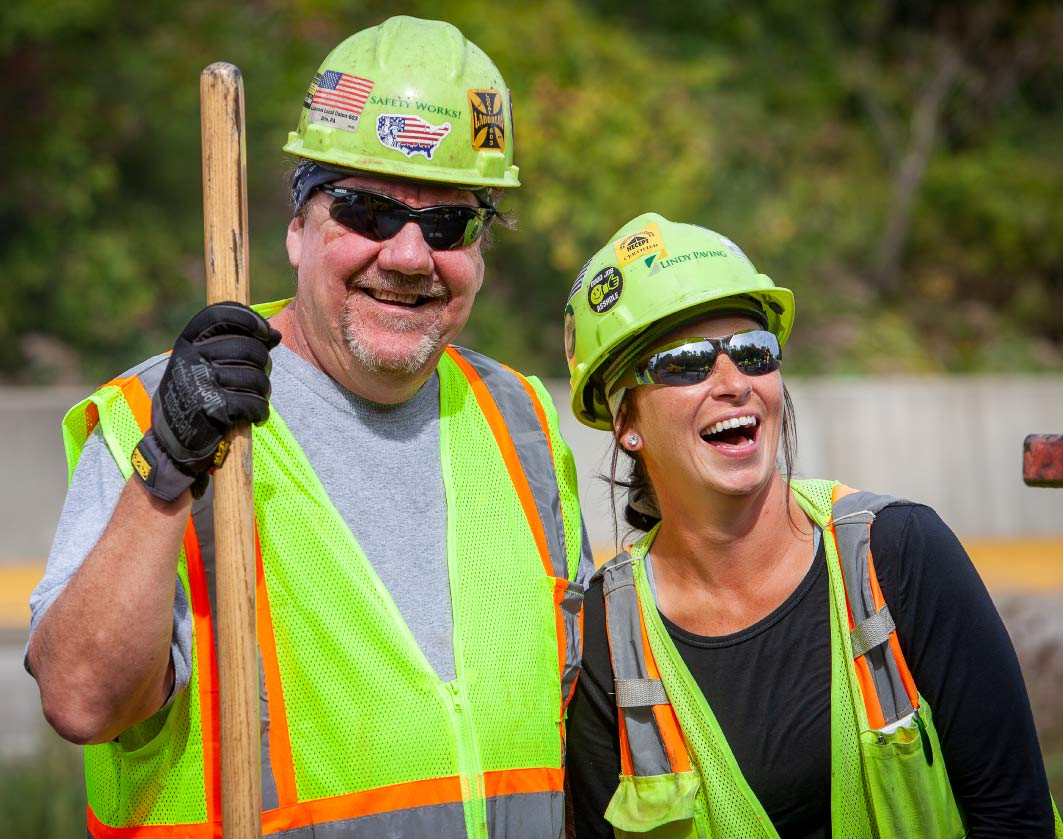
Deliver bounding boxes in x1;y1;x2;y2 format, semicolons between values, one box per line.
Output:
341;301;446;376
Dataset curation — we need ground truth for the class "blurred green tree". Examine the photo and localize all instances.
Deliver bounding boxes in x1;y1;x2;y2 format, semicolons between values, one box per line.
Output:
1;0;1060;383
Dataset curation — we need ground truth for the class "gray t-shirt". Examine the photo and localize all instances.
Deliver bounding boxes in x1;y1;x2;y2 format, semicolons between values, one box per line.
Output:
30;344;592;691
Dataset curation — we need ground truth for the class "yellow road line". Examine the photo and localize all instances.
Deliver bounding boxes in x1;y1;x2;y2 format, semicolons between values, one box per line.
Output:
1;538;1060;630
0;564;42;632
592;538;1063;594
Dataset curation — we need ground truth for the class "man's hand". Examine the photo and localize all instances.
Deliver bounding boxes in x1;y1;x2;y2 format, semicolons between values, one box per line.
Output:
132;302;281;502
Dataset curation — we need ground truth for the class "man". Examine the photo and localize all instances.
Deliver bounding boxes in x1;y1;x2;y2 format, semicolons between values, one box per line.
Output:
27;16;590;838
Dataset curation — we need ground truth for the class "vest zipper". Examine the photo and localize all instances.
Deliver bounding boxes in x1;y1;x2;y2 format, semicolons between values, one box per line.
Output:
442;680;489;839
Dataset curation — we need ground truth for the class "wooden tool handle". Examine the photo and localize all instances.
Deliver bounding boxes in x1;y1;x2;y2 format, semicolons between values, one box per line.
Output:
200;61;261;838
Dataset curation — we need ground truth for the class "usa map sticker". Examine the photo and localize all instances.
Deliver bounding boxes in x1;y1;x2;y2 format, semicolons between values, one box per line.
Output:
306;70;374;133
376;114;451;159
468;89;505;151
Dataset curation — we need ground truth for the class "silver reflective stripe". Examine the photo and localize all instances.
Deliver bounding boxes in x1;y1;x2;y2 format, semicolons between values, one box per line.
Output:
262;801;467;838
615;678;668;708
600;555;673;777
454;347;569;581
832;491;914;726
259;644;280;812
487;790;565;839
559;580;584;704
258;792;562;838
850;606;896;658
186;456;276;806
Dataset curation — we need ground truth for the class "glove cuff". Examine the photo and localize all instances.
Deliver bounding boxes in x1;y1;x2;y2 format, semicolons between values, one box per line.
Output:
132;429;208;503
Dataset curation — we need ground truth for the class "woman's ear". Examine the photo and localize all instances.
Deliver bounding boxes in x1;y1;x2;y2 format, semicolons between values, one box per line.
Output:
614;404;642;452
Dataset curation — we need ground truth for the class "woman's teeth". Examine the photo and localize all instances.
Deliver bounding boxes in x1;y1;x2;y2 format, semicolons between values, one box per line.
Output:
703;415;757;438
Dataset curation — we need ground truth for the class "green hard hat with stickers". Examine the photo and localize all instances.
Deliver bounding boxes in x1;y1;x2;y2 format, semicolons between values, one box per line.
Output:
283;16;519;188
565;213;795;430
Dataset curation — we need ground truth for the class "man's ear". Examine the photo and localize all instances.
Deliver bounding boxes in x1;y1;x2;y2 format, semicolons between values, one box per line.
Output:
286;215;305;270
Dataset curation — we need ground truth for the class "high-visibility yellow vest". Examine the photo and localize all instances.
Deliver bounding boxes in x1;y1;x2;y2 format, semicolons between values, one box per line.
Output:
597;479;1063;839
61;311;584;838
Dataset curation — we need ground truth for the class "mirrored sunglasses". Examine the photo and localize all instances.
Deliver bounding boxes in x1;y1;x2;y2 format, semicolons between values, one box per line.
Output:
634;330;782;386
318;185;495;250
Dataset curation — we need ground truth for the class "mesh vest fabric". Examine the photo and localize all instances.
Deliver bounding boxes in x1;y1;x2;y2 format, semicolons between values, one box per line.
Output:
600;479;973;839
62;341;583;838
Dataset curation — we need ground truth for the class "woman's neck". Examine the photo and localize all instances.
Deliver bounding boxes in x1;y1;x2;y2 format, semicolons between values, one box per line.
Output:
648;475;815;635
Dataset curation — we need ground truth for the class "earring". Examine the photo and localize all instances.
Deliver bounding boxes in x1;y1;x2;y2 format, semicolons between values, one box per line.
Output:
626;434;640;448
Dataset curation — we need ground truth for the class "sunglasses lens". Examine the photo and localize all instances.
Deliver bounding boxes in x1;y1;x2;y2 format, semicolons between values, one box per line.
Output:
326;189;489;250
638;331;781;386
645;345;719;386
419;207;483;250
727;331;781;375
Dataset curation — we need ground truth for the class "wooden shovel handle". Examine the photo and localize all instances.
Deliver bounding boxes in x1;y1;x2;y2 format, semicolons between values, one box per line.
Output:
200;61;260;838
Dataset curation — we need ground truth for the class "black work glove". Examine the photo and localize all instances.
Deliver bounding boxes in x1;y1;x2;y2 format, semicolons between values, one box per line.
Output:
131;302;282;502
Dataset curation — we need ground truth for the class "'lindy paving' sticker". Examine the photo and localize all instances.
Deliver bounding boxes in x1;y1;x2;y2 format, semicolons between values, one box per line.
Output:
306;70;374;133
376;114;452;159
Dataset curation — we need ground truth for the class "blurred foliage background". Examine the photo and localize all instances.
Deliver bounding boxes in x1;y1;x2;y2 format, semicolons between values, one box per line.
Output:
2;0;1061;386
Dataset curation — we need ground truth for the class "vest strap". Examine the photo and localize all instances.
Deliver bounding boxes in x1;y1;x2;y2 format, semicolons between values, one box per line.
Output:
831;487;919;729
850;606;896;659
615;678;668;708
600;553;692;779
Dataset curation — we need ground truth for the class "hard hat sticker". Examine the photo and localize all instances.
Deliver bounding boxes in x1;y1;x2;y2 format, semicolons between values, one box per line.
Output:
613;223;667;268
564;304;577;359
567;259;592;305
376;115;452;159
468;89;506;151
306;70;375;133
588;267;624;314
718;234;750;261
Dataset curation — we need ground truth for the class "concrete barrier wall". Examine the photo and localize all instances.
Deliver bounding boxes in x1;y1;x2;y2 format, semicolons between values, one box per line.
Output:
544;375;1063;551
3;377;1062;565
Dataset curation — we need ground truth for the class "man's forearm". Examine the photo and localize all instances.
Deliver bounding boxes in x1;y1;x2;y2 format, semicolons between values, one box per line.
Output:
28;477;191;744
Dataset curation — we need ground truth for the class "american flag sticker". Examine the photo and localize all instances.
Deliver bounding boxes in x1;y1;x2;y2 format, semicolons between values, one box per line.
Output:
376;114;452;160
306;70;374;133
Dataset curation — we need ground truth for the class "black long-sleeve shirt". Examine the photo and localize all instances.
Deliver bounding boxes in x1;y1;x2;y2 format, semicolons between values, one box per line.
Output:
567;503;1055;838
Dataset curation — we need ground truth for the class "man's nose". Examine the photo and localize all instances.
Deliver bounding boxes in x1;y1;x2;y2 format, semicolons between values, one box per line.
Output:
376;221;433;275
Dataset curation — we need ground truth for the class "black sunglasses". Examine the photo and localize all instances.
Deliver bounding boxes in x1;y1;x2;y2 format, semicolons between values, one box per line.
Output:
317;185;495;250
634;330;782;386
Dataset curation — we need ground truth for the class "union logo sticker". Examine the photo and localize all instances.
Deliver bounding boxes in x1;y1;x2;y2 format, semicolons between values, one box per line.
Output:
613;223;667;268
468;89;505;151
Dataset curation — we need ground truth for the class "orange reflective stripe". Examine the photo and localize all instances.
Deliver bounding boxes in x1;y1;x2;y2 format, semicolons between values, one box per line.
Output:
867;549;919;709
484;766;565;796
445;347;552;576
85;401;101;439
262;775;463;833
105;375;153;434
852;653;886;730
638;604;691;773
830;483;887;729
255;527;298;807
183;520;222;825
504;365;579;714
87;806;218;838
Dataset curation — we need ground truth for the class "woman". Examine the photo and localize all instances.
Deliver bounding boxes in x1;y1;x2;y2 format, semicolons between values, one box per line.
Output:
563;213;1061;838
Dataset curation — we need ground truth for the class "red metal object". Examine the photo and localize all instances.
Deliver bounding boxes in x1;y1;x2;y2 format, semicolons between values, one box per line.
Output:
1023;434;1063;488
